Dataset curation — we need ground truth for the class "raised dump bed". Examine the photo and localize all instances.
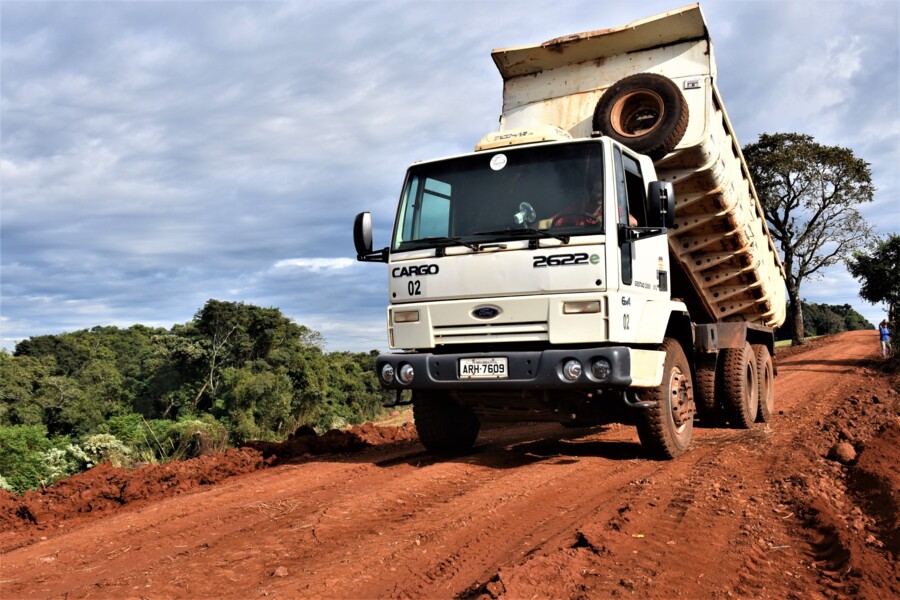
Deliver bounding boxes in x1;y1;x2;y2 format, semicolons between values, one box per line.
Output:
491;3;786;327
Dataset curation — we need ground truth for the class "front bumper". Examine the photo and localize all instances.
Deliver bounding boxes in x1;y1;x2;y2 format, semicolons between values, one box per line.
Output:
375;347;642;391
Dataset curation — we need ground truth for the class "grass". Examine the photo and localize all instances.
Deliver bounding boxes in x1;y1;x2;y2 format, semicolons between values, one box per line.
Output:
372;408;414;428
775;334;828;348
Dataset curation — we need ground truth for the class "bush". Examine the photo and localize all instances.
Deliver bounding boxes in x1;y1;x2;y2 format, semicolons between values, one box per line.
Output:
0;425;52;494
102;413;160;462
176;418;229;459
165;415;229;460
41;447;78;483
67;433;132;469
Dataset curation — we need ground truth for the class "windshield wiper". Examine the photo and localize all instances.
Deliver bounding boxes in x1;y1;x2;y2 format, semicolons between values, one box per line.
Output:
405;236;481;254
472;227;570;244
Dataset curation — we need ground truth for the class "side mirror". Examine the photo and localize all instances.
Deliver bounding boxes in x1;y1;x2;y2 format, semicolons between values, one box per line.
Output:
353;212;388;262
353;212;373;257
647;181;676;229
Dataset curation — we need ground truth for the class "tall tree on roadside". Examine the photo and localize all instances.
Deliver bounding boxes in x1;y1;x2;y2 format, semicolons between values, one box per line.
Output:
847;233;900;325
743;133;874;345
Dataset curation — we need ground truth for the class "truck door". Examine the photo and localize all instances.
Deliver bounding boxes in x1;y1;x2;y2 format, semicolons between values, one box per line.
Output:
613;146;669;299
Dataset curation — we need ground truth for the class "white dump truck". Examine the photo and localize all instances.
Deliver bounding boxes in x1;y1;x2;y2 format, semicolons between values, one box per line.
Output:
353;4;786;458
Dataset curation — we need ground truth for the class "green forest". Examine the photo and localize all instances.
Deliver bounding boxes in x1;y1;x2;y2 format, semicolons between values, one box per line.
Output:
781;301;873;341
0;298;875;494
0;299;394;494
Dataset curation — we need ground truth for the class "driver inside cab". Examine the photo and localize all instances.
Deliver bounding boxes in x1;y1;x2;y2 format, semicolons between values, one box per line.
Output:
538;171;638;229
548;175;605;228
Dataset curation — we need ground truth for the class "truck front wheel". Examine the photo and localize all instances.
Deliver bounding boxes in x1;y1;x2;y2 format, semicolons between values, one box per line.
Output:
636;338;695;459
413;392;480;456
720;342;758;428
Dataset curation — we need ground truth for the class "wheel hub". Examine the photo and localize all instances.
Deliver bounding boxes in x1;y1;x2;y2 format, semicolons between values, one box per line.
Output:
669;367;692;430
610;89;665;137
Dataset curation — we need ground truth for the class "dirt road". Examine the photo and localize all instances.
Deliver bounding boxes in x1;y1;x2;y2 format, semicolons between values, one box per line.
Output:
2;330;898;599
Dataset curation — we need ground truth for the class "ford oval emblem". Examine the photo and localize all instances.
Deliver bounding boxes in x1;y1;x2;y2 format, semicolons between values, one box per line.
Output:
472;306;501;320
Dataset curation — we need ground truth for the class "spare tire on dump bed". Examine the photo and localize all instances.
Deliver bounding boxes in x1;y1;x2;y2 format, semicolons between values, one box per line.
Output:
592;73;689;160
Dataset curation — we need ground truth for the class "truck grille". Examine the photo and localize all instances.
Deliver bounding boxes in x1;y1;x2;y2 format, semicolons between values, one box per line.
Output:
433;321;549;345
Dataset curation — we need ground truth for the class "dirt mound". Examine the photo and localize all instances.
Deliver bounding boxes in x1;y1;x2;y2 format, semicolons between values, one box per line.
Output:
0;448;267;534
243;422;418;462
0;423;419;536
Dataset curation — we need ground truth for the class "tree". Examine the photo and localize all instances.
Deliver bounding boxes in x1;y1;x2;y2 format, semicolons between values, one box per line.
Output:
0;352;56;426
847;234;900;323
744;133;874;345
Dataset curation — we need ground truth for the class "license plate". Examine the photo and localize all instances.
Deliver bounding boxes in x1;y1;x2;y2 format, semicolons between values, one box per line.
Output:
459;357;508;379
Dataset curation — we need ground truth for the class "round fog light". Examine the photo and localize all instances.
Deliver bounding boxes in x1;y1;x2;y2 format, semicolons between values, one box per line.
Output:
398;363;415;384
381;364;395;384
591;359;611;380
562;359;583;381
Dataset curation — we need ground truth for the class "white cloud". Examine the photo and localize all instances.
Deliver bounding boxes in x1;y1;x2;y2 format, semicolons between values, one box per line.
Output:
777;36;863;135
273;258;356;271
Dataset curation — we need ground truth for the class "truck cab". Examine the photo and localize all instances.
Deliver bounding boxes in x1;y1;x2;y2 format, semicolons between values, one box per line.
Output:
376;133;677;355
354;132;691;455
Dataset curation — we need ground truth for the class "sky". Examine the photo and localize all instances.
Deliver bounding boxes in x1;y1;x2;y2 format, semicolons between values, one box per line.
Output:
1;0;898;352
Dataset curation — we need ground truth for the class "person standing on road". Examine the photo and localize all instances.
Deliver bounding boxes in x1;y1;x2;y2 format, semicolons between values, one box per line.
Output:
879;320;892;358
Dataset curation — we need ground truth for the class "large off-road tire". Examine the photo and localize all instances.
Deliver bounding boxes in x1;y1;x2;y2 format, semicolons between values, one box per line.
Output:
693;354;720;426
636;338;695;459
413;392;480;456
593;73;689;160
720;342;758;428
752;344;775;423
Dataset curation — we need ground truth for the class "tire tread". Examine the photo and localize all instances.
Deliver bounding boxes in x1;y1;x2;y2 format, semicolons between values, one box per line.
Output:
593;73;689;160
720;343;757;428
413;393;480;456
752;344;774;423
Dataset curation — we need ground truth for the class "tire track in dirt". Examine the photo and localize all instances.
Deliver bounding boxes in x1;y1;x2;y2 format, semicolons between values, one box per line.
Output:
463;331;890;599
65;428;660;598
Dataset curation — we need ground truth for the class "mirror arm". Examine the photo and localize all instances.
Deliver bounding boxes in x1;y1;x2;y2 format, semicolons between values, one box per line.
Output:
357;247;388;263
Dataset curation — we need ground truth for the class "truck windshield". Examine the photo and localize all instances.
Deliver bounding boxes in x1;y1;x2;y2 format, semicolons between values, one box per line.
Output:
393;142;605;251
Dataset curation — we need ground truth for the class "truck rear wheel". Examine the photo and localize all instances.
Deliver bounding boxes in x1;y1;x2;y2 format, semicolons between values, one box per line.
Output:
752;344;775;423
593;73;689;160
413;392;480;456
693;354;720;425
720;342;758;428
636;338;694;459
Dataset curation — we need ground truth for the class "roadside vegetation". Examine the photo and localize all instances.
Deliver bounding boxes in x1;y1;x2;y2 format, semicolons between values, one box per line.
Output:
0;299;393;494
773;301;873;342
0;298;878;494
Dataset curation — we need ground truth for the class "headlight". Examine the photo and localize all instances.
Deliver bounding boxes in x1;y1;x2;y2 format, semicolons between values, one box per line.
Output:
393;310;419;323
591;359;611;380
398;363;415;384
562;359;583;381
563;301;601;314
381;364;395;384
